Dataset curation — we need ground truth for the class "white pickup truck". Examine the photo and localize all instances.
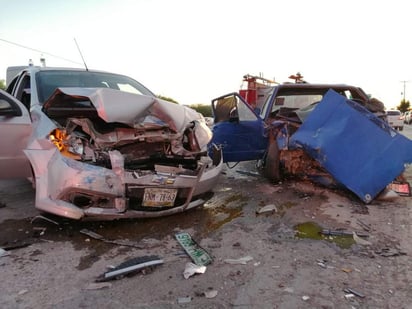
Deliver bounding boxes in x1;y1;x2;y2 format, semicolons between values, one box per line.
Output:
385;109;403;130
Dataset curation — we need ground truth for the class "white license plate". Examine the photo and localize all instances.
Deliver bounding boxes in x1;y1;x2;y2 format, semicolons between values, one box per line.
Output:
143;188;177;207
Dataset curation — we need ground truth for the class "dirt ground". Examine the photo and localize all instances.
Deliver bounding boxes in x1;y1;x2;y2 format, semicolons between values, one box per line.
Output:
1;154;412;308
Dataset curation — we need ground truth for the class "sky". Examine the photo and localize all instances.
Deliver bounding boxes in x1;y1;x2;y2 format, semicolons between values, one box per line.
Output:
1;0;411;108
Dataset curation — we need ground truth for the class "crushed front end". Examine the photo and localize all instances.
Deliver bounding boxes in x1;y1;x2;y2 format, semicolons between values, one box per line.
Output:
27;88;222;220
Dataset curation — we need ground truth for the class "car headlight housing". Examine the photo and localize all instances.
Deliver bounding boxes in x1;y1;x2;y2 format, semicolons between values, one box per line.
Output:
49;128;83;159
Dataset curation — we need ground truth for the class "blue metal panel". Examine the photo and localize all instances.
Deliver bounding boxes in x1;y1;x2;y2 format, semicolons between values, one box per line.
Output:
290;90;412;203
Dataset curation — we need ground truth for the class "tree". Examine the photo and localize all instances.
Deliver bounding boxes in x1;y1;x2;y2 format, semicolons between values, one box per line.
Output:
0;79;5;90
397;99;410;113
157;94;178;104
188;104;212;117
155;94;212;117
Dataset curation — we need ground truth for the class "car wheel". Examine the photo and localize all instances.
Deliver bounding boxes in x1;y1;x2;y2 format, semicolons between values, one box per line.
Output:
264;139;280;182
400;126;404;131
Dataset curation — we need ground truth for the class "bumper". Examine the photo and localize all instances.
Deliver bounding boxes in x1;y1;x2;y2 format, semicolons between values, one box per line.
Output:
26;148;223;220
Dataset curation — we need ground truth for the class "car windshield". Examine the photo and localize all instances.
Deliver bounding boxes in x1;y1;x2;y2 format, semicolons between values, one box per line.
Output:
36;70;155;103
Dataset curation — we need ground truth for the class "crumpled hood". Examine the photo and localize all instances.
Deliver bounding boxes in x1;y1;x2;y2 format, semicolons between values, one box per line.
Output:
43;87;204;133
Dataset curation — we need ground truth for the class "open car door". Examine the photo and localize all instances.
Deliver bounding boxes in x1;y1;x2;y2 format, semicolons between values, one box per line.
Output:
210;93;267;162
0;90;32;178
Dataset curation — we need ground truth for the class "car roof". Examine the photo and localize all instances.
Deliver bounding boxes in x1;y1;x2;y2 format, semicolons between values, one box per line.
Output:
276;83;361;90
24;66;110;74
386;110;401;114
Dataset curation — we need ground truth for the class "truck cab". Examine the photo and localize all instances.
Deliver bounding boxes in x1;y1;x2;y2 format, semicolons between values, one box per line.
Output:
210;82;382;164
209;79;410;204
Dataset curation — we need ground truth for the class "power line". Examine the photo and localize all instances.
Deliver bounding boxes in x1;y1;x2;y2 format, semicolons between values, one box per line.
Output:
0;37;83;65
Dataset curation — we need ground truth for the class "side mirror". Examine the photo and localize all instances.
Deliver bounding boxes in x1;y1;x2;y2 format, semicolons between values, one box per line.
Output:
0;99;22;117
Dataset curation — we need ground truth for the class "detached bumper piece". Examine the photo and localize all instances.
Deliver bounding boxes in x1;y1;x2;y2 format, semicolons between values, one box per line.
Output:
96;255;164;282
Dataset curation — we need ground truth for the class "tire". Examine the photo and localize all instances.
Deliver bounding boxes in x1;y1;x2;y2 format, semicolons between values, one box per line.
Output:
264;139;280;182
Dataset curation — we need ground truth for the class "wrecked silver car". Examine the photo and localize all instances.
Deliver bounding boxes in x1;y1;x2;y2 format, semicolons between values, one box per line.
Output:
0;67;222;220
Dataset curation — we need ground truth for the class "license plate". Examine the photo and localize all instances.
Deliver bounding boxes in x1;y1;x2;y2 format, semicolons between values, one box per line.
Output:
175;232;213;266
143;188;177;207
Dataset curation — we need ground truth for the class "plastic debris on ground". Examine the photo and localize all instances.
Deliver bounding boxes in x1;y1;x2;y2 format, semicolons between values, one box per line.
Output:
183;262;207;279
30;215;59;225
321;229;369;238
224;255;253;265
344;288;365;298
80;228;144;249
84;282;112;290
18;289;28;295
375;247;407;257
256;204;278;214
204;290;218;298
96;255;163;282
0;248;10;258
352;232;372;246
175;232;212;266
177;297;192;304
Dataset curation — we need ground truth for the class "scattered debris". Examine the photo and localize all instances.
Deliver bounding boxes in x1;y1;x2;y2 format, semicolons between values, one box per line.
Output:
204;290;218;298
344;293;355;300
387;181;411;196
183;262;207;279
32;227;46;237
84;282;112;290
353;232;372;246
256;204;278;214
356;219;371;232
18;289;28;296
80;228;104;240
0;248;10;258
344;288;365;298
1;242;32;251
341;268;353;273
302;295;310;301
224;256;253;265
375;247;407;257
175;232;212;266
317;261;326;268
177;297;192;304
321;229;369;238
378;189;401;200
236;170;260;177
80;229;144;249
316;259;334;269
30;215;59;226
96;255;163;282
284;287;294;293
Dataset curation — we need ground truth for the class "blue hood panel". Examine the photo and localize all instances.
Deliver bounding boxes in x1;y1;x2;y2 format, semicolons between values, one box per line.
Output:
290;90;412;203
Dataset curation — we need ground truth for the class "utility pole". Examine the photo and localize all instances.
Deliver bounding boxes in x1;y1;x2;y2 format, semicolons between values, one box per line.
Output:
401;80;410;102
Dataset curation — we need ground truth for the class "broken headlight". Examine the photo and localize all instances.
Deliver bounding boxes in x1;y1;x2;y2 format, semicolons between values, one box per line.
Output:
49;128;84;159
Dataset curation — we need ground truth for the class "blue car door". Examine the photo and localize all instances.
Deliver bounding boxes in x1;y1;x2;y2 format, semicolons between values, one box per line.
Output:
209;93;267;162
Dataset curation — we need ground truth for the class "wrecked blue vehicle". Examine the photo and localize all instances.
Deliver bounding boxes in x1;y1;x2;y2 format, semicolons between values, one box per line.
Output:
210;82;412;203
